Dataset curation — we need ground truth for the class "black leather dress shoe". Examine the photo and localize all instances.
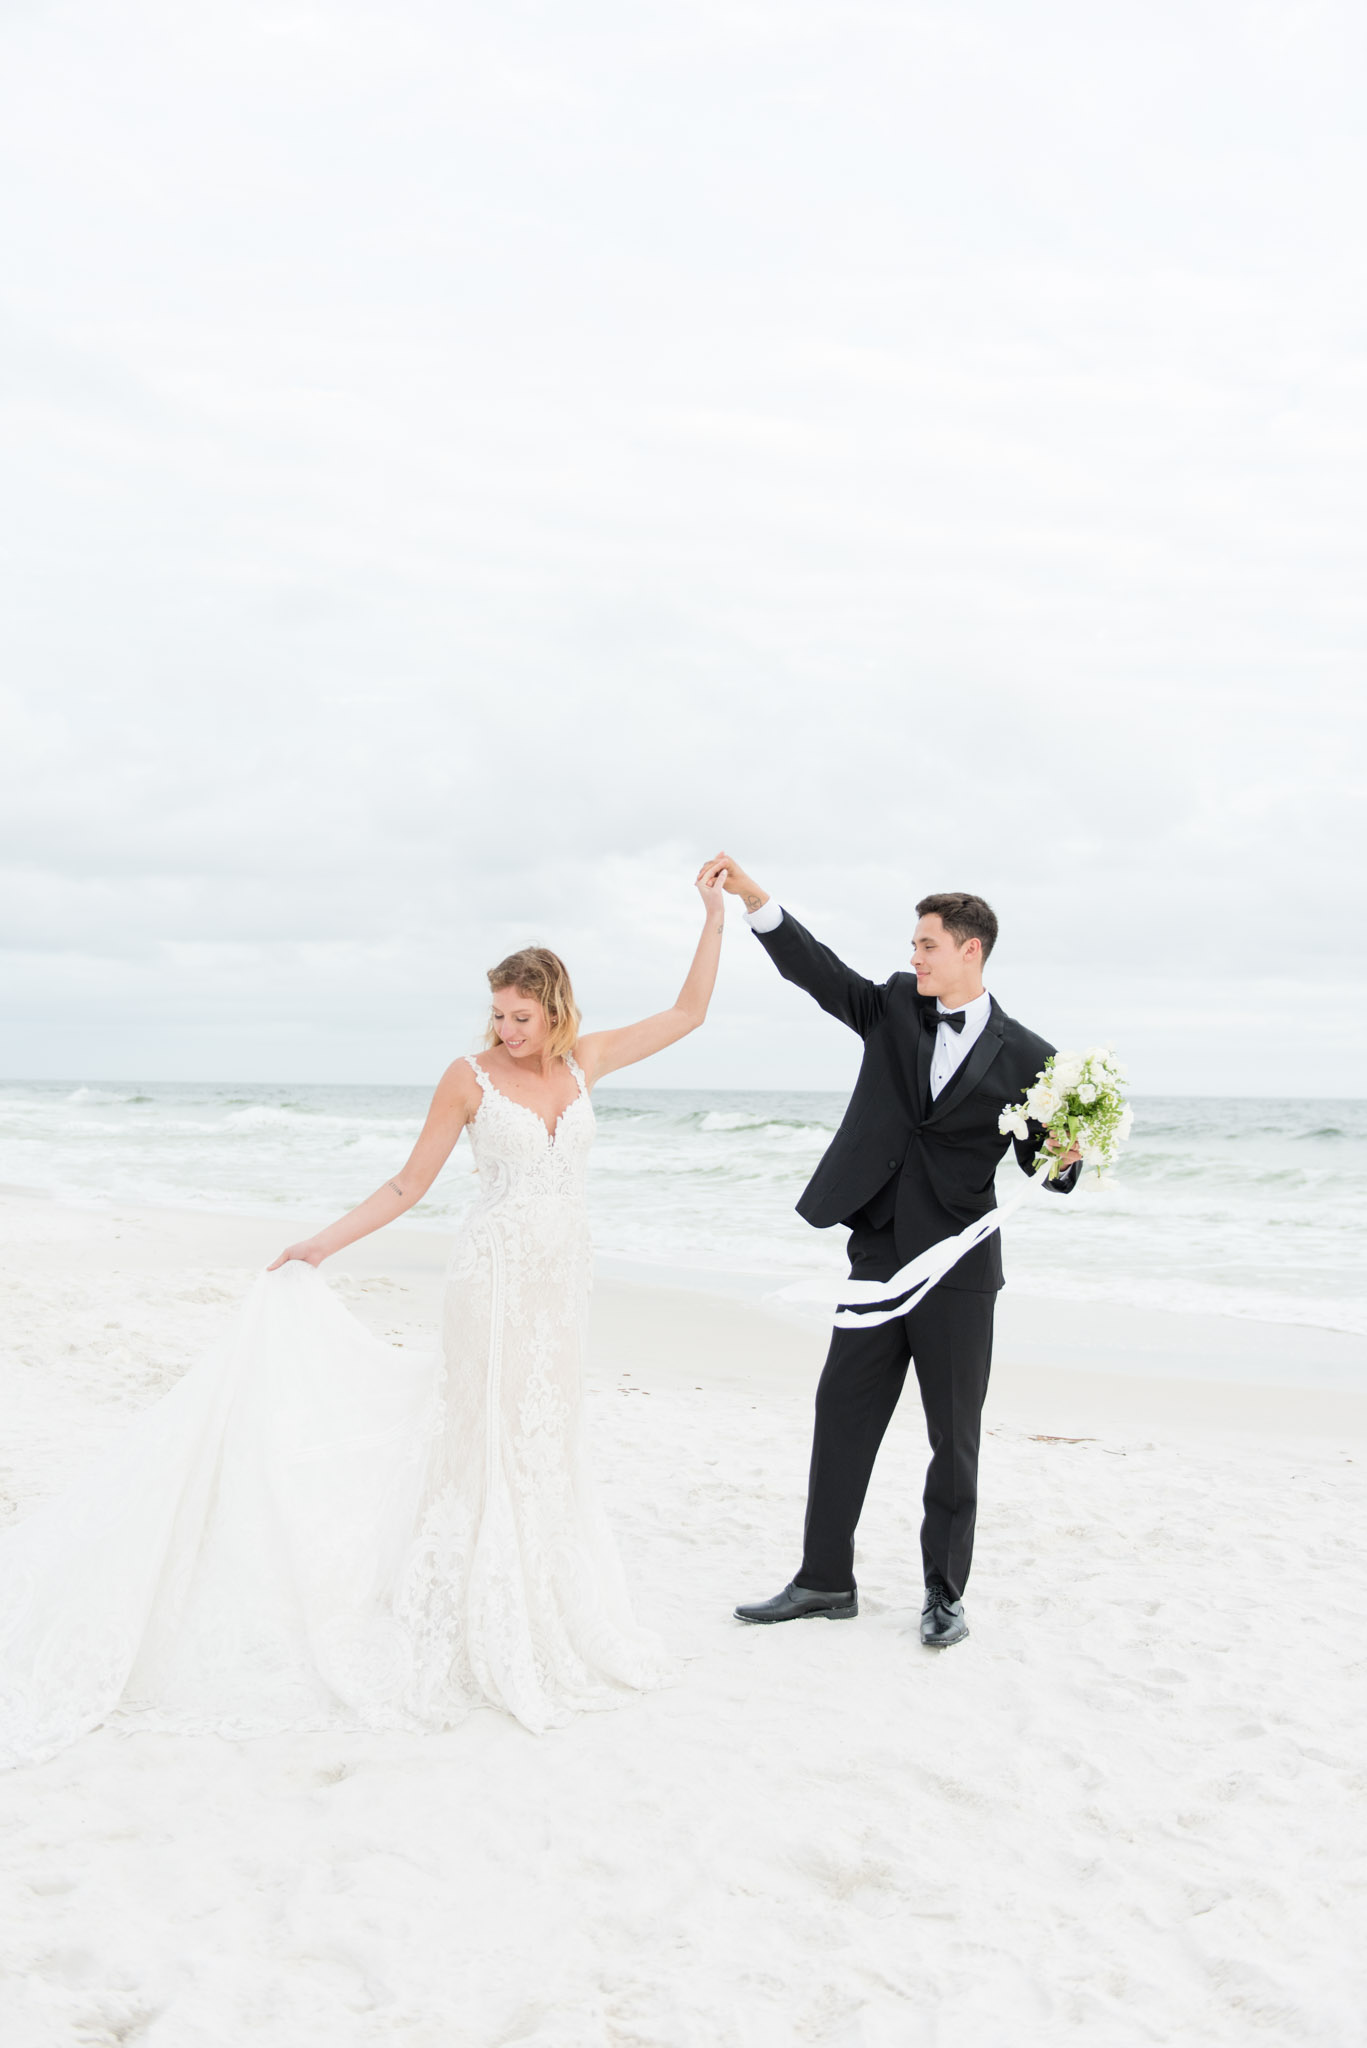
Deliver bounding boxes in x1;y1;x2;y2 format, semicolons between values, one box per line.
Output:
920;1577;968;1648
734;1581;858;1624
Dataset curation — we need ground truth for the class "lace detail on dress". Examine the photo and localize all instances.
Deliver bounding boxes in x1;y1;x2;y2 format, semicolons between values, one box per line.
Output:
0;1049;673;1766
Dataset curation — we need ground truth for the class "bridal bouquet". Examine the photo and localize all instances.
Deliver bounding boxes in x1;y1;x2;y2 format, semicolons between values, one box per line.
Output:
999;1047;1132;1180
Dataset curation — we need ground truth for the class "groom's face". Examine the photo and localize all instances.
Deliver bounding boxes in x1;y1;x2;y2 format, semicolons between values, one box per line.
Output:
911;914;977;997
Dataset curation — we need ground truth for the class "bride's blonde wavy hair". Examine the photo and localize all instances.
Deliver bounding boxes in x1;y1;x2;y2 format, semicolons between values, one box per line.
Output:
485;947;581;1063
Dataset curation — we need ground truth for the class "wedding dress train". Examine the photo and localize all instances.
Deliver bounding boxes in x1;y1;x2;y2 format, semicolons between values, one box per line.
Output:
0;1054;671;1766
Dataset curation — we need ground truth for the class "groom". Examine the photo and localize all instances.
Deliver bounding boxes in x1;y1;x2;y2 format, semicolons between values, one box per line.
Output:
700;853;1081;1649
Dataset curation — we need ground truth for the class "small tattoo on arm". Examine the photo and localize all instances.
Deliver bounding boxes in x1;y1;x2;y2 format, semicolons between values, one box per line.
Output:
743;892;762;911
388;1180;404;1198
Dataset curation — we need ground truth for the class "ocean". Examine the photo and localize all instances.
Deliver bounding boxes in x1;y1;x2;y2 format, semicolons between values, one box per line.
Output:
1;1081;1364;1340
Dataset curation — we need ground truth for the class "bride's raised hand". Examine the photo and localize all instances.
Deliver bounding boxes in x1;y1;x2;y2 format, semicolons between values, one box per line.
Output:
267;1238;329;1271
576;860;729;1084
696;861;729;913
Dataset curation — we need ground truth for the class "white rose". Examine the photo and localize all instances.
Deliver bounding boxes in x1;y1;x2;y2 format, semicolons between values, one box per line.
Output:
1077;1082;1097;1104
998;1109;1031;1141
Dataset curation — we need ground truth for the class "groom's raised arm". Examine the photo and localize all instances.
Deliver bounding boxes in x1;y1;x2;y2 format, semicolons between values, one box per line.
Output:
698;853;890;1038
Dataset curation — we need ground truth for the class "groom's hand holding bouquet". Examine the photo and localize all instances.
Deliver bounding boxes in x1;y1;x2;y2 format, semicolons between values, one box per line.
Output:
1001;1047;1132;1181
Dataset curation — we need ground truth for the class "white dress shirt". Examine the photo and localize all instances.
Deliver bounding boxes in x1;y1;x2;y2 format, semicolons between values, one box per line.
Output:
744;901;991;1099
926;986;991;1097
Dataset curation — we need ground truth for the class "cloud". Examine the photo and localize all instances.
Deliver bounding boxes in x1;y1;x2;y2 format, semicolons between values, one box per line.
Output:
0;0;1362;1091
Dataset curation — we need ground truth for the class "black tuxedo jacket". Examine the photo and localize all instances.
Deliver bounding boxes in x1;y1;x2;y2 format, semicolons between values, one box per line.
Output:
755;910;1078;1293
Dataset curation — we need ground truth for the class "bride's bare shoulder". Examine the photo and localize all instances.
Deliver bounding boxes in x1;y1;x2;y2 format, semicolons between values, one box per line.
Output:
432;1056;485;1121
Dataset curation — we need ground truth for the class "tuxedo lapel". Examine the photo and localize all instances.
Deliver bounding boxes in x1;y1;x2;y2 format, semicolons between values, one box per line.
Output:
924;1000;1007;1124
914;999;936;1121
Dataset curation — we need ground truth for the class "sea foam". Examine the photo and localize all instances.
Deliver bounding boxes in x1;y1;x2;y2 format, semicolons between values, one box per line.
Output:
1;1080;1363;1338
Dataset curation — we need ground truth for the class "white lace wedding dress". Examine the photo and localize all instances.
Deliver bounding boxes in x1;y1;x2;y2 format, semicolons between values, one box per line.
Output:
0;1054;673;1766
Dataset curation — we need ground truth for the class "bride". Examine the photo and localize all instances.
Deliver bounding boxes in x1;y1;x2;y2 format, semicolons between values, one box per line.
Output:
0;869;728;1764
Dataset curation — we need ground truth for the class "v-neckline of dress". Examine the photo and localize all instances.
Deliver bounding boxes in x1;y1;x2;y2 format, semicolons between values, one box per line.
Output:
473;1056;585;1147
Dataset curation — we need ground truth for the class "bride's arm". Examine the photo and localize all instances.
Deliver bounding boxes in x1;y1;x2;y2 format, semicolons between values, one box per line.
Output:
575;869;727;1085
268;1060;480;1268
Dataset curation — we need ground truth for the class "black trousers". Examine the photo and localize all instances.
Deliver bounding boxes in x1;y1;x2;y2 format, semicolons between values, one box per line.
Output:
795;1219;996;1603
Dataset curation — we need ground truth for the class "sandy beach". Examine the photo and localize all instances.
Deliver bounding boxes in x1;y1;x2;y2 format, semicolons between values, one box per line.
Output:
5;0;1364;2038
2;1186;1365;2046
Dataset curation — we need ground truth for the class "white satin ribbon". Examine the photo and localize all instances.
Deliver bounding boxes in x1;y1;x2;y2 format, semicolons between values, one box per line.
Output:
771;1162;1055;1329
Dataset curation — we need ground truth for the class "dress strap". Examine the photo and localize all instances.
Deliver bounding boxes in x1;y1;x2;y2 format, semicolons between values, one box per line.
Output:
564;1052;588;1096
464;1054;493;1092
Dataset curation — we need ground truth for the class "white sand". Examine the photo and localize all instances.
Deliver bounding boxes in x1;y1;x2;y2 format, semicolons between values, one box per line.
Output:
2;1188;1365;2046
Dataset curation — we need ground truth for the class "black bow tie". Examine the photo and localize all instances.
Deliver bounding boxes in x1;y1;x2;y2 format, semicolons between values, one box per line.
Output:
923;1007;966;1034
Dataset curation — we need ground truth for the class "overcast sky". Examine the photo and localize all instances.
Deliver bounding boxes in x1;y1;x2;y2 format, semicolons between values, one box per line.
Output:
2;1;1363;1096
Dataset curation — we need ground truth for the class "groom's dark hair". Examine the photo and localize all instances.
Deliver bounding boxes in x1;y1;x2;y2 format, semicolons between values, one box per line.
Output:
916;891;998;961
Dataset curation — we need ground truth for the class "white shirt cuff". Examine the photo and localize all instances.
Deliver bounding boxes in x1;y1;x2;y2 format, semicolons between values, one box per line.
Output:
744;899;784;935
